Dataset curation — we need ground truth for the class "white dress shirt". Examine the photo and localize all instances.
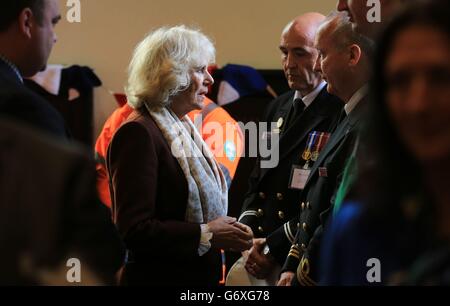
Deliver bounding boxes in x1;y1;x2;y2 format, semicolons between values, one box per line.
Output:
344;84;369;115
293;81;327;108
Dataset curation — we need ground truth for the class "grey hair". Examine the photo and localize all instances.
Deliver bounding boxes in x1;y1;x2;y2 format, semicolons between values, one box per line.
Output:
320;11;374;57
125;25;216;110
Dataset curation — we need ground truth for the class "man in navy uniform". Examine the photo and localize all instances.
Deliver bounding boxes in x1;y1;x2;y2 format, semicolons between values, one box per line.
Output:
275;12;372;286
331;0;410;218
238;13;343;282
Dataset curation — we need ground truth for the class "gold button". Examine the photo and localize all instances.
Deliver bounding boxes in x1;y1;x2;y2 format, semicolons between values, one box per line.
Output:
306;202;311;209
301;202;305;210
259;192;266;200
257;209;264;217
278;211;285;220
258;226;264;233
277;193;284;201
303;223;308;232
297;223;301;229
301;244;307;251
277;117;284;128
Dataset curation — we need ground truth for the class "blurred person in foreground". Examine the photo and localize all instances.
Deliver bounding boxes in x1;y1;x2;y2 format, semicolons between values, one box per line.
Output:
0;117;125;285
332;0;410;212
321;0;450;285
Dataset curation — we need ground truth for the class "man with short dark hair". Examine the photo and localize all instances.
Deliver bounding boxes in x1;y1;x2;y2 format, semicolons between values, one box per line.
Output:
0;0;68;139
0;1;126;285
0;1;47;31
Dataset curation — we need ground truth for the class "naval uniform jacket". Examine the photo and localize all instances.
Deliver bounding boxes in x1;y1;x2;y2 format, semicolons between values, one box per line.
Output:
267;96;369;285
239;87;342;265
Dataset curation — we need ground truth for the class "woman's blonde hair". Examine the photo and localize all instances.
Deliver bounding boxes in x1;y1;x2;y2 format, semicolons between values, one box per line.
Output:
125;25;216;110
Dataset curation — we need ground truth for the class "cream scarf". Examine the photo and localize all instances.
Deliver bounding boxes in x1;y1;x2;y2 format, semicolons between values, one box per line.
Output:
145;104;228;223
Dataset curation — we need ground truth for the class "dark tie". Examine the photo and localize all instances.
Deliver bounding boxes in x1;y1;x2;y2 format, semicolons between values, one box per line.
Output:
332;109;348;133
286;98;305;129
338;109;348;124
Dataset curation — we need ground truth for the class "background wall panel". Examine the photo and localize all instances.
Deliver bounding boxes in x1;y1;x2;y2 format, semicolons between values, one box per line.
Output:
50;0;336;138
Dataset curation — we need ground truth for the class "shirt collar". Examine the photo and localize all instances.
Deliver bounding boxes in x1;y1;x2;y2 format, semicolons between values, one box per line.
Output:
294;81;327;109
344;84;369;115
0;54;23;83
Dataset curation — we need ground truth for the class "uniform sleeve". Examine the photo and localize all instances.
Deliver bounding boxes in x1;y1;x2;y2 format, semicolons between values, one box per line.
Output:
265;219;299;266
290;194;337;285
295;226;324;286
281;245;302;275
238;148;268;231
108;122;201;260
238;99;280;230
238;162;261;230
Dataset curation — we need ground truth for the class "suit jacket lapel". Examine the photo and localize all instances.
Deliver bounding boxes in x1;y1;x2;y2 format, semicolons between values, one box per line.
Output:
275;96;293;130
0;59;22;86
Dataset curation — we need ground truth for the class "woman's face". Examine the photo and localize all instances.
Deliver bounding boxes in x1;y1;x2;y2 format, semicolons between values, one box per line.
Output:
385;25;450;163
175;64;214;114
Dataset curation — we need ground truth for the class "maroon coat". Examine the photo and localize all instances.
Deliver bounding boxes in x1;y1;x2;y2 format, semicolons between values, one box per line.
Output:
107;108;221;286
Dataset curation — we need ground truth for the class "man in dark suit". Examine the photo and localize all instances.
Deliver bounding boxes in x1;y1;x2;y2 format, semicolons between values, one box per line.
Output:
0;117;125;285
238;13;343;282
0;1;125;285
0;0;68;139
273;12;372;286
330;0;409;217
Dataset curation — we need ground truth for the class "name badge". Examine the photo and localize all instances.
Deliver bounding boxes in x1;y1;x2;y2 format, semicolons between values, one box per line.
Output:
289;165;311;190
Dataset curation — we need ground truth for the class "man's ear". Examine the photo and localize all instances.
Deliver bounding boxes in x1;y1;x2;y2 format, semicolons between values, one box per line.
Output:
348;44;362;67
17;8;34;39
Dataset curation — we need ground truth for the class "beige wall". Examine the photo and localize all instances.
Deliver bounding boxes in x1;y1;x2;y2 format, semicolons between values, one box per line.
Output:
50;0;336;138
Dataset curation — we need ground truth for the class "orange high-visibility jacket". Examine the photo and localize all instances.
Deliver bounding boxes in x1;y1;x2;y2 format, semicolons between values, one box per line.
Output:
95;103;134;208
187;97;244;185
95;97;243;208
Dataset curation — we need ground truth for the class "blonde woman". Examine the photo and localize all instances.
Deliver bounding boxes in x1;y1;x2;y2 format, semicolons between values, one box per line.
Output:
107;26;253;286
